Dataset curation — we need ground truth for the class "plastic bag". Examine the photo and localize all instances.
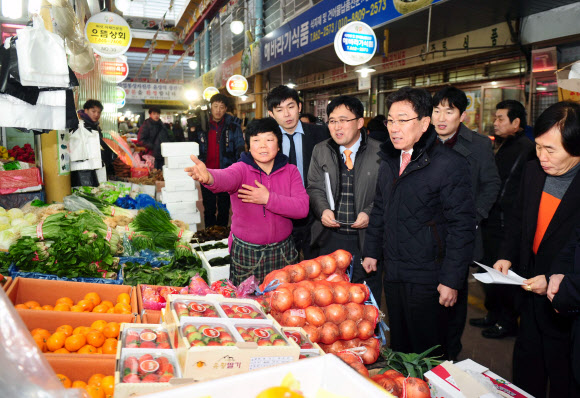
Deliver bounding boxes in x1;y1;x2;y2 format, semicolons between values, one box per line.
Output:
140;284;181;310
63;194;103;215
236;275;258;298
210;279;237;298
0;289;86;397
188;274;213;296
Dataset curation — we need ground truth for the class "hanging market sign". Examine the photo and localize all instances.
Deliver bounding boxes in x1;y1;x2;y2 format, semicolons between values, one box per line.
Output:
119;82;186;102
86;12;132;57
226;75;248;96
220;51;243;87
101;57;129;83
334;21;377;65
203;87;220;101
116;87;126;108
260;0;443;71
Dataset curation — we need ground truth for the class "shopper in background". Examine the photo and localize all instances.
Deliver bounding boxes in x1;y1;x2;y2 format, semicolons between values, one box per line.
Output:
173;120;185;142
136;106;171;170
494;101;580;397
300;113;317;124
432;86;501;359
470;100;536;339
307;96;382;301
266;85;329;259
190;94;245;228
367;115;389;142
185;117;309;285
363;86;475;359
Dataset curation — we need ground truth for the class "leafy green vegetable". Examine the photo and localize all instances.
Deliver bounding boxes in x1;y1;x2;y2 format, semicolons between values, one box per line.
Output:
129;206;194;250
379;345;443;379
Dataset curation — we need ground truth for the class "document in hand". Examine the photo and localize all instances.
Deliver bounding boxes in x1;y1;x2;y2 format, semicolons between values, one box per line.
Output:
473;262;526;285
324;172;335;211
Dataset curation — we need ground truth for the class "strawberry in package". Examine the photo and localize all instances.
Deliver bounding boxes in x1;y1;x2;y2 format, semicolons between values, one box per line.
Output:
210;279;237;298
141;285;187;310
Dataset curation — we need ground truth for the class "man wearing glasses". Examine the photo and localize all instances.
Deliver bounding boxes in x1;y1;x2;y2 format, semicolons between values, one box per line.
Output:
362;87;475;358
307;96;382;300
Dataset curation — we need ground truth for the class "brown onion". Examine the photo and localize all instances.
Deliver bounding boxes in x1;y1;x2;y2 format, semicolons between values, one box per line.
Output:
286;264;306;283
314;287;334;307
357;320;375;340
298;280;316;291
293;287;313;309
349;285;367;304
402;377;431;398
317;255;338;275
270;288;293;312
302;324;321;343
345;302;364;321
363;305;380;324
302;260;322;279
349;361;370;377
332;284;350;304
281;309;306;327
322;340;344;354
319;322;340;344
324;304;347;324
271;270;290;285
305;306;326;327
331;249;353;271
338;319;358;340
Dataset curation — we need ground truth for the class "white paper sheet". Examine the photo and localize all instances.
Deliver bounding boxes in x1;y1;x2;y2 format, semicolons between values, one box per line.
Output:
324;172;335;211
473;262;526;286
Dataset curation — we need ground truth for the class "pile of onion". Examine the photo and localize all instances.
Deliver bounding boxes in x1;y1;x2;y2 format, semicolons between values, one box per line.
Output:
371;370;430;398
319;337;381;364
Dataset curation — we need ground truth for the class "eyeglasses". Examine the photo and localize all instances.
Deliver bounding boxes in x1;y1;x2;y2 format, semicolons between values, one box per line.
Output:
327;117;358;127
384;117;419;127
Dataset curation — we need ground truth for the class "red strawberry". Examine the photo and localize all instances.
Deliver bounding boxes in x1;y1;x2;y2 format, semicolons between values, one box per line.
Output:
157;342;171;349
123;356;139;375
141;374;159;383
122;373;140;383
159;373;173;383
140;341;157;349
156;357;174;376
156;332;169;343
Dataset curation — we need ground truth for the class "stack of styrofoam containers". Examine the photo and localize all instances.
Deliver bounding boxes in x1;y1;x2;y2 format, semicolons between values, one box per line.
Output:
160;142;201;232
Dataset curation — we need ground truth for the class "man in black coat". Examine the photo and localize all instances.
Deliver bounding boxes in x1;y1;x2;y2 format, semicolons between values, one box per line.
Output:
137;106;171;170
266;85;329;259
495;101;580;397
362;87;476;358
432;86;501;359
470;100;536;339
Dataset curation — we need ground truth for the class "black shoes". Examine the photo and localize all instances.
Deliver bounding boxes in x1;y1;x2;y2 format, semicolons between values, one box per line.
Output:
481;323;517;339
469;315;496;328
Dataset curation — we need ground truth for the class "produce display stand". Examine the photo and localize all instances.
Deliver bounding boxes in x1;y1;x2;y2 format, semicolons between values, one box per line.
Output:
8;263;125;285
47;356;117;383
6;278;138;314
2;276;12;291
164;294;300;381
191;244;230;284
142;354;390;398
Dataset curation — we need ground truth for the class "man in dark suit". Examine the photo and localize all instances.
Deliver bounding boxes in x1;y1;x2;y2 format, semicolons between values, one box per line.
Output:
432;86;501;360
495;101;580;397
266;85;329;259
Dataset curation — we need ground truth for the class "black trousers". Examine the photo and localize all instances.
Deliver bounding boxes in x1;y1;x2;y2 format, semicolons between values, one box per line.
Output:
200;184;230;228
446;278;468;360
513;295;579;398
316;231;382;303
154;158;164;170
291;215;315;260
385;281;451;359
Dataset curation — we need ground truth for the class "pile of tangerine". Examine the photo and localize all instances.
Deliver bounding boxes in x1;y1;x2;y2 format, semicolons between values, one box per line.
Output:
56;372;115;398
15;292;132;314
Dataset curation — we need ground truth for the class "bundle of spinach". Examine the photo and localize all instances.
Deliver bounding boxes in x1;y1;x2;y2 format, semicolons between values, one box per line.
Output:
130;206;194;250
123;244;207;287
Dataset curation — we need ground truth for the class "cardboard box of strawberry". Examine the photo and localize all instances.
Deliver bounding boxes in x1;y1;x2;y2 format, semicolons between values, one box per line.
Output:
182;323;237;347
123;328;171;349
220;303;266;319
173;300;219;319
283;330;314;350
121;353;176;383
235;325;288;347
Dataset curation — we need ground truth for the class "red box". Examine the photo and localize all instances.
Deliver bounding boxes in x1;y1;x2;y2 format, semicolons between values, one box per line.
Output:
0;168;42;194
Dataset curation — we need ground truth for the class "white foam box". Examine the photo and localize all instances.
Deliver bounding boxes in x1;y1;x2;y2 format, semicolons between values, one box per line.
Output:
161;142;199;157
163;294;300;381
139;354;389;398
425;359;534;398
190;246;230;284
169;210;201;225
164;155;195;169
161;187;199;203
166;201;198;214
163;166;191;181
164;178;197;192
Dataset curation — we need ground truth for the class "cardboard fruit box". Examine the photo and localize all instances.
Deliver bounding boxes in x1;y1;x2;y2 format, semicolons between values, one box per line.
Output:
281;327;325;359
7;277;138;313
164;294;300;381
2;276;12;291
47;356;116;384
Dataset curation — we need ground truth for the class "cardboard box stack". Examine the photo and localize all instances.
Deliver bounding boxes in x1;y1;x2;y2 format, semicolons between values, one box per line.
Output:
160;142;201;232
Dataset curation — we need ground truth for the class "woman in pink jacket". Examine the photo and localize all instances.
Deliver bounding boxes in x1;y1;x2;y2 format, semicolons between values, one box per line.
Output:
186;117;309;285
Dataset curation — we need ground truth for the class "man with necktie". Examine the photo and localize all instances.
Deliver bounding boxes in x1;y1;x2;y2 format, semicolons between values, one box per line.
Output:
362;87;476;358
266;85;329;259
307;96;382;300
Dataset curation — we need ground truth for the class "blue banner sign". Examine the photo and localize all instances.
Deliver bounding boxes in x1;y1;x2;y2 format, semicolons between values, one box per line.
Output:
260;0;442;71
342;32;375;54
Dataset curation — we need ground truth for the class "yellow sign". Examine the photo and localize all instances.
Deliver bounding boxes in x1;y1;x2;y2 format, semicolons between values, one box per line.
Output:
144;100;186;106
85;12;132;57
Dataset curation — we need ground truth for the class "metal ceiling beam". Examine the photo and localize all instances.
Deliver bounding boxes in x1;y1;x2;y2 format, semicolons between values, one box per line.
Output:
182;0;228;45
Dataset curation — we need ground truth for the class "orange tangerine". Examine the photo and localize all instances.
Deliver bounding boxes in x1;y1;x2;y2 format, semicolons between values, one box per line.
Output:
31;328;51;339
23;300;40;308
55;297;74;306
33;334;47;352
70;305;84;312
86;330;105;348
90;320;108;333
54;303;71;312
56;374;72;388
56;324;73;337
77;299;94;312
100;375;115;397
100;300;114;309
116;293;130;305
46;332;67;352
92;304;108;313
106;307;115;314
88;374;105;387
102;322;120;339
102;338;118;355
14;304;28;309
41;305;54;311
114;302;131;314
73;326;91;336
85;385;105;398
53;348;70;354
84;292;101;306
65;334;86;352
72;380;87;389
77;344;97;354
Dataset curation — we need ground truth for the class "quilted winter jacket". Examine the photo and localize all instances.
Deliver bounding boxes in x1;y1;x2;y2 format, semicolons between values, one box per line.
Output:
363;126;476;290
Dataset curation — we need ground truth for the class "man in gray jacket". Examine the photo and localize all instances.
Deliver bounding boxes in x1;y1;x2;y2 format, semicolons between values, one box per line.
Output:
432;86;501;359
307;96;382;300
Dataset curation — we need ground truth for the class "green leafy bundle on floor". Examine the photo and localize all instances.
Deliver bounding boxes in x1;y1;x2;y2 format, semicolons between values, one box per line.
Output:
379;345;443;379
